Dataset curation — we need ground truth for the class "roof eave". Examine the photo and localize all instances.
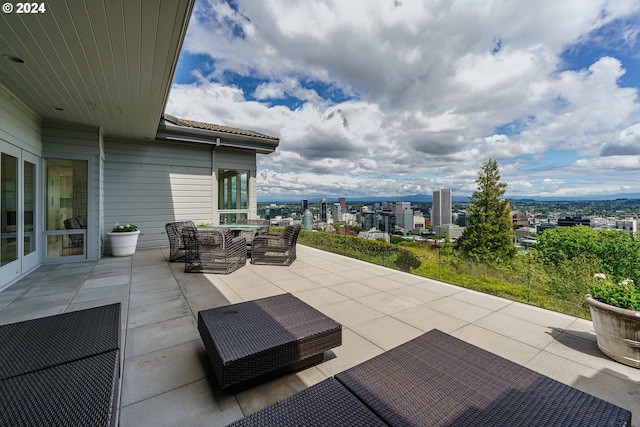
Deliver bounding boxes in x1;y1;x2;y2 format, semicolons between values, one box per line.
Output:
156;119;279;154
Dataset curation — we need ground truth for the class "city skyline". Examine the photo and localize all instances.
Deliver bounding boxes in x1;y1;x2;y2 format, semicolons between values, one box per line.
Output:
167;1;640;200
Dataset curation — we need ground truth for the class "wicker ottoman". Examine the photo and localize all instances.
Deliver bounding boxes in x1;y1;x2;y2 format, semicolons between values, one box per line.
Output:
198;293;342;393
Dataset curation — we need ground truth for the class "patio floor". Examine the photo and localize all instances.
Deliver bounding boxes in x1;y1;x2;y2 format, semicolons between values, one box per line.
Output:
1;245;638;426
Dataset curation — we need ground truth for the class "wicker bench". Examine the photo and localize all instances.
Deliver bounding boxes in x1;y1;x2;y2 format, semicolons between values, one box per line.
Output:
198;293;342;393
227;329;632;426
0;304;121;427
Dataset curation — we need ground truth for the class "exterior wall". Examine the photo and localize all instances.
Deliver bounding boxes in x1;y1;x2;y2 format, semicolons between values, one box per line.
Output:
103;139;214;252
42;122;102;261
0;84;42;156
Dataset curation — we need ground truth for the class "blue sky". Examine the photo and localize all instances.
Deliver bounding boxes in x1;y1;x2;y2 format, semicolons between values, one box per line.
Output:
166;0;640;200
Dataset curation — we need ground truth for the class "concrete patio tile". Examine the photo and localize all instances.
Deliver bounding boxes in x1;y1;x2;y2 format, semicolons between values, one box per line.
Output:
81;274;131;289
293;288;350;307
19;279;83;298
0;292;75;325
498;301;577;330
187;292;232;314
72;283;130;304
564;317;597;342
357;292;420;315
474;312;561;349
360;275;407;292
350;315;424;351
121;339;210;407
288;266;330;277
452;324;541;366
130;276;180;294
127;298;192;329
250;268;300;283
315;327;384;377
124;315;200;359
450;289;514;311
329;281;379;299
234;366;328;417
317;299;385;327
0;288;27;310
412;279;465;296
129;288;183;309
316;262;356;273
119;377;242;427
272;277;321;293
544;330;640;383
231;282;285;301
380;271;429;285
426;297;493;323
306;272;353;286
391;305;468;333
131;266;173;282
67;298;129;331
388;285;449;305
176;275;222;299
336;268;383;282
525;351;640;423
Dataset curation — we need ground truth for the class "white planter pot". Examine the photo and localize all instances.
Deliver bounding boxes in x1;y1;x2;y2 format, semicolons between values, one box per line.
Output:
107;230;140;257
585;294;640;368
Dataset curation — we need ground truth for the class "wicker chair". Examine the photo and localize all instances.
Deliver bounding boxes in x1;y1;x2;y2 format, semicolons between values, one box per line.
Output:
250;224;301;266
182;227;247;274
165;221;195;262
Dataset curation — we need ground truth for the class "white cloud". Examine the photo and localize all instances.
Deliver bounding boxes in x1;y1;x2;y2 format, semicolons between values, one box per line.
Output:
167;0;640;198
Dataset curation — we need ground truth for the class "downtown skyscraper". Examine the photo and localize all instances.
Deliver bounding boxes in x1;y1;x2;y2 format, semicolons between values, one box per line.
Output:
432;188;452;227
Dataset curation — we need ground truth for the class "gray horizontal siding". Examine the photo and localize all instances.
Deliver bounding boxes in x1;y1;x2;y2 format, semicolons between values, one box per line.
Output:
0;85;41;154
103;139;213;251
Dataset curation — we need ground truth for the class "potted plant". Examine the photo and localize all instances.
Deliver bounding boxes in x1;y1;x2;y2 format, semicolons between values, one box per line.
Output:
585;278;640;368
107;222;140;256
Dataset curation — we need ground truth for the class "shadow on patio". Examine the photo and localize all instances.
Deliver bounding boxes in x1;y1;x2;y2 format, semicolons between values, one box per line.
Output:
0;245;638;426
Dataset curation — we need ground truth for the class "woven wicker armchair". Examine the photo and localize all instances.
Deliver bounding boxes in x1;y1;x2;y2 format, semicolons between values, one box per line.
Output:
250;224;301;266
182;227;247;274
165;221;196;261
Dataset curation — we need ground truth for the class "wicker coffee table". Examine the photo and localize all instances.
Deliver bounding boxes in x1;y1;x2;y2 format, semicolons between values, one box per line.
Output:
198;293;342;393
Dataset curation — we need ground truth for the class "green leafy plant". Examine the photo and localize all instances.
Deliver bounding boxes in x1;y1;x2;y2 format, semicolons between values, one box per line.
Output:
588;280;640;312
111;222;138;232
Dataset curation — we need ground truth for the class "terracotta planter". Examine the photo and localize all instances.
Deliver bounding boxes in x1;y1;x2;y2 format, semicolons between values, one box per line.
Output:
585;294;640;368
107;230;140;257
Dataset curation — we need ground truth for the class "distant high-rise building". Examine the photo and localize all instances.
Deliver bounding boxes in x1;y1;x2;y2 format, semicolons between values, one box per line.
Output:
432;188;452;227
301;199;308;211
338;197;346;213
302;209;313;230
320;198;327;222
332;203;342;222
395;202;413;229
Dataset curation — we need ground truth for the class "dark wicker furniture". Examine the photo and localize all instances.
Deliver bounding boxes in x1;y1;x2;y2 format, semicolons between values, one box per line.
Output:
0;303;121;427
250;224;301;266
227;377;386;427
183;226;247;274
198;293;342;393
226;329;632;427
165;220;196;261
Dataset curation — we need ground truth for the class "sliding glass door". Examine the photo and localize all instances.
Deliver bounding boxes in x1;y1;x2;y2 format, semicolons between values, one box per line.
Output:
0;142;40;289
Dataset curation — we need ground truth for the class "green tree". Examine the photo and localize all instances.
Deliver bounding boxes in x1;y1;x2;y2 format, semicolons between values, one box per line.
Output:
456;159;516;264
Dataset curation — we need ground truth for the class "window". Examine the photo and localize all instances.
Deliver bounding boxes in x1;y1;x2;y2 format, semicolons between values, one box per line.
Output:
45;159;88;258
218;169;249;224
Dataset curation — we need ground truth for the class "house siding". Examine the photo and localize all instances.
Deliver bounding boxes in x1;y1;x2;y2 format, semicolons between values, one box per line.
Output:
103;139;213;251
42;122;102;261
0;85;42;155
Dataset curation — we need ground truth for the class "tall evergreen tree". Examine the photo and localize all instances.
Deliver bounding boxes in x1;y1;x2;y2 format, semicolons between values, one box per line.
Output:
456;159;516;264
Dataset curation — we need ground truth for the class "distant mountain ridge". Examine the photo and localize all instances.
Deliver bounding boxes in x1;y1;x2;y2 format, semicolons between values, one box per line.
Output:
258;192;640;204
